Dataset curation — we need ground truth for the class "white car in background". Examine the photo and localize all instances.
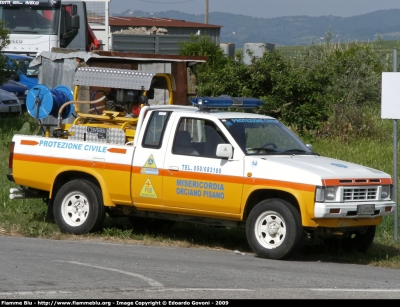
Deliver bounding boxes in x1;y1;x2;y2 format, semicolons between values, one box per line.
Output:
0;88;21;118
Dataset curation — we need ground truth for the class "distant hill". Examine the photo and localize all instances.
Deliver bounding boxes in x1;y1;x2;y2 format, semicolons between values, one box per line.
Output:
112;9;400;47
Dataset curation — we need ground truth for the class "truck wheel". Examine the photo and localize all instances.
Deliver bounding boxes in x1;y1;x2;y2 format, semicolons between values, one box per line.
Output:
342;226;376;252
53;179;105;234
246;198;302;260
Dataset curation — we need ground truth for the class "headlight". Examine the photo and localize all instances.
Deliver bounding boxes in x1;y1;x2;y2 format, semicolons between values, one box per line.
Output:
381;185;390;199
325;187;337;200
315;186;338;202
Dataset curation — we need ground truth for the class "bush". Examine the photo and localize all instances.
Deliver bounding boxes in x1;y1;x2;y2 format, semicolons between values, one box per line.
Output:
179;32;394;140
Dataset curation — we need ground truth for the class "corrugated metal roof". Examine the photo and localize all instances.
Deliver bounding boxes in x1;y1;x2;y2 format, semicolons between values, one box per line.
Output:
107;16;221;29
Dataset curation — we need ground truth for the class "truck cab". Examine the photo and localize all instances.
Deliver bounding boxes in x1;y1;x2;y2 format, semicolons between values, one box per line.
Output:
0;0;97;55
7;72;396;261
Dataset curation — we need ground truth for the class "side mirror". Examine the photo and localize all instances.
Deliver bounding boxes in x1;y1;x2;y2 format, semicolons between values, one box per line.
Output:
71;15;80;29
216;144;233;159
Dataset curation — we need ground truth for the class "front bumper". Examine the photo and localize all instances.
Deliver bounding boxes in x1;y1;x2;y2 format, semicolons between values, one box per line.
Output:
314;201;395;218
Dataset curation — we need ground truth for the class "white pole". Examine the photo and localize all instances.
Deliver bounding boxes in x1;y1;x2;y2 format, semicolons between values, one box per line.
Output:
205;0;209;24
394;48;398;241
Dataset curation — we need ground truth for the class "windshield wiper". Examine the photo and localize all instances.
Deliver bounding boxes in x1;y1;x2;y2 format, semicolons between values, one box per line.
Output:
247;148;277;154
12;30;39;34
247;148;319;156
282;149;316;155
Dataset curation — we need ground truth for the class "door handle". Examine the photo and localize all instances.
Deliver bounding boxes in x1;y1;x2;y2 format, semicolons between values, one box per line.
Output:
169;166;179;171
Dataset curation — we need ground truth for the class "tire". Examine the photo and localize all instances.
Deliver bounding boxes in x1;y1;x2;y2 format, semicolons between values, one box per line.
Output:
342;226;376;252
246;198;303;260
53;179;105;234
128;216;175;233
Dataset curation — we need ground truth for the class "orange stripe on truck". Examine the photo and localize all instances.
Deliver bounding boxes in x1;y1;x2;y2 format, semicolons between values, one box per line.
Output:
107;148;127;154
134;167;243;184
133;166;316;192
20;140;39;146
14;153;131;172
244;177;316;192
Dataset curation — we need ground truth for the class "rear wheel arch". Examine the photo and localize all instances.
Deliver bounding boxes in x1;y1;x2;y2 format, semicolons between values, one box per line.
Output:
50;171;113;206
47;171;110;221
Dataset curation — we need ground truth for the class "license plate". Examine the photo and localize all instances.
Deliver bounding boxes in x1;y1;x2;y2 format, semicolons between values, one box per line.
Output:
357;204;375;215
10;106;18;112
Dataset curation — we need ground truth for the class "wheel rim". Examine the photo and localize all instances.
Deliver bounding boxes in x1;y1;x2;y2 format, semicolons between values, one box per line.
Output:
254;210;286;249
61;191;90;227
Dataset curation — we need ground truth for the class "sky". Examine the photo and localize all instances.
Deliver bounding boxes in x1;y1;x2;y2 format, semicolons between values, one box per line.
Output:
109;0;400;18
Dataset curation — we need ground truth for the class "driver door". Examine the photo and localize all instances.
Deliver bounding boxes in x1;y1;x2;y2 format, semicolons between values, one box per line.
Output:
162;116;245;217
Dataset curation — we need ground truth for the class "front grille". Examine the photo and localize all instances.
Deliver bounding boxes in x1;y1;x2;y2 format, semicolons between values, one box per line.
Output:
343;187;377;201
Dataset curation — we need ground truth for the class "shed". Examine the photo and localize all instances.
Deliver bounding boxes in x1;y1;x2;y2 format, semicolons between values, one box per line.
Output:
89;16;222;52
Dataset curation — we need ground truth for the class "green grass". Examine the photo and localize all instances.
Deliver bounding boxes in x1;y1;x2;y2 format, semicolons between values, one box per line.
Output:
309;137;400;267
1;113;400;267
276;40;400;60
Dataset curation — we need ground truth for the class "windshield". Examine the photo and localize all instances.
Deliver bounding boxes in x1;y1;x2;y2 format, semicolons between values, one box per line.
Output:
2;7;59;35
221;118;315;155
19;58;38;78
6;57;39;78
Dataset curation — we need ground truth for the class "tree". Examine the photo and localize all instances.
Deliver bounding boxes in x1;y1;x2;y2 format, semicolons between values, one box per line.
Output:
179;34;234;95
179;34;229;72
179;31;388;139
0;21;12;86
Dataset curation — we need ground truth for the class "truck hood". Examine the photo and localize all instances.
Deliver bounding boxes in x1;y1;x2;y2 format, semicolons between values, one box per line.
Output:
245;154;390;185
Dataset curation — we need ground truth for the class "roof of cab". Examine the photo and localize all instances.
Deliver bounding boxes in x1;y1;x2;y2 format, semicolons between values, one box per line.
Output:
3;53;34;60
147;104;274;120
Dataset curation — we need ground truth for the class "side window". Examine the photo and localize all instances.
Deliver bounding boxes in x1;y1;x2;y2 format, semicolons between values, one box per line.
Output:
172;118;200;156
202;122;227;158
61;5;70;34
60;4;77;39
142;111;171;149
172;118;227;158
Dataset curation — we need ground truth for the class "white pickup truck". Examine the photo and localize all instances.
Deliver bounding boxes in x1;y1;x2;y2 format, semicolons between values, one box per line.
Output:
7;68;396;260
